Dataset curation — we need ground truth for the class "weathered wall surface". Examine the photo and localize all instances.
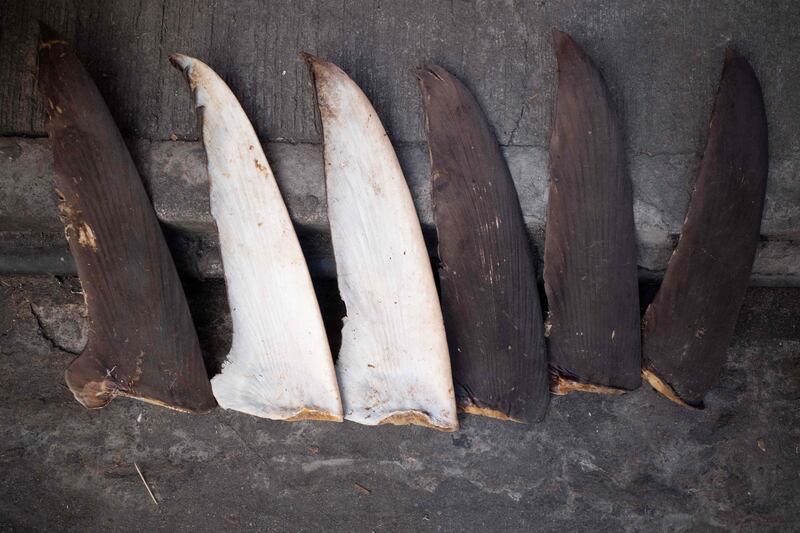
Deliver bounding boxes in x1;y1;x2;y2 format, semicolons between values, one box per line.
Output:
1;0;798;282
3;0;800;148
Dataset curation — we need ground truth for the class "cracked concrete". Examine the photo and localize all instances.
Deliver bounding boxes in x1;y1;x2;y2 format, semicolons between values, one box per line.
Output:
0;276;798;532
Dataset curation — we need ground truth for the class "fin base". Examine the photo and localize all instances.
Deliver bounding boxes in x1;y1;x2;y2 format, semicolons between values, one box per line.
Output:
550;372;629;396
642;368;703;409
458;401;523;423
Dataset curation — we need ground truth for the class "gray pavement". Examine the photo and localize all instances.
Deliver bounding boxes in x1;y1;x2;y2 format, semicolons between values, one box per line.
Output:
0;277;798;532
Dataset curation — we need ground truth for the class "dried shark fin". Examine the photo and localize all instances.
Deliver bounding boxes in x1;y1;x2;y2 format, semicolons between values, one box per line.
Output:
37;25;215;413
642;50;768;408
416;65;549;423
170;55;342;421
544;30;641;393
304;54;457;431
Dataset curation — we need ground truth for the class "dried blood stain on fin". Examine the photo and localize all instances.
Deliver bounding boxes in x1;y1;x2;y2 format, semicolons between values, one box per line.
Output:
37;25;215;413
642;50;768;407
417;65;549;423
543;30;641;393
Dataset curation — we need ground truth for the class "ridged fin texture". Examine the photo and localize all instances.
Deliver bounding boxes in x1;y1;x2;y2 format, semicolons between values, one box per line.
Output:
544;31;641;391
170;54;342;421
306;54;458;431
38;26;215;413
642;50;768;407
417;65;549;422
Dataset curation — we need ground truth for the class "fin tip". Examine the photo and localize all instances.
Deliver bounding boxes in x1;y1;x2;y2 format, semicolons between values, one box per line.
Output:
300;52;320;66
168;53;191;71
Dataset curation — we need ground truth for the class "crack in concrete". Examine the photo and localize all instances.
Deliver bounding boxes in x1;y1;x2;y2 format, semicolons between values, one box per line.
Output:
506;103;526;146
219;419;271;470
29;303;80;355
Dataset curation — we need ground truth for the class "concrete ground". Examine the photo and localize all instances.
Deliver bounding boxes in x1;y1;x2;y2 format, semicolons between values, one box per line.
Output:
0;276;798;532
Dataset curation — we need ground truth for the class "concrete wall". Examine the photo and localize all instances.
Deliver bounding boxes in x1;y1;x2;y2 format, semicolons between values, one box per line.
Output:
1;1;798;283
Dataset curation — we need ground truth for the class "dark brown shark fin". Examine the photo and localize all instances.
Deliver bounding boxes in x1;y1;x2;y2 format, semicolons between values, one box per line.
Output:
642;49;768;408
417;65;549;422
37;25;216;413
544;30;641;393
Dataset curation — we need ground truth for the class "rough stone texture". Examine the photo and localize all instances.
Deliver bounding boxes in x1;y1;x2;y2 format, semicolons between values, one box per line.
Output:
29;302;87;355
0;275;798;531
